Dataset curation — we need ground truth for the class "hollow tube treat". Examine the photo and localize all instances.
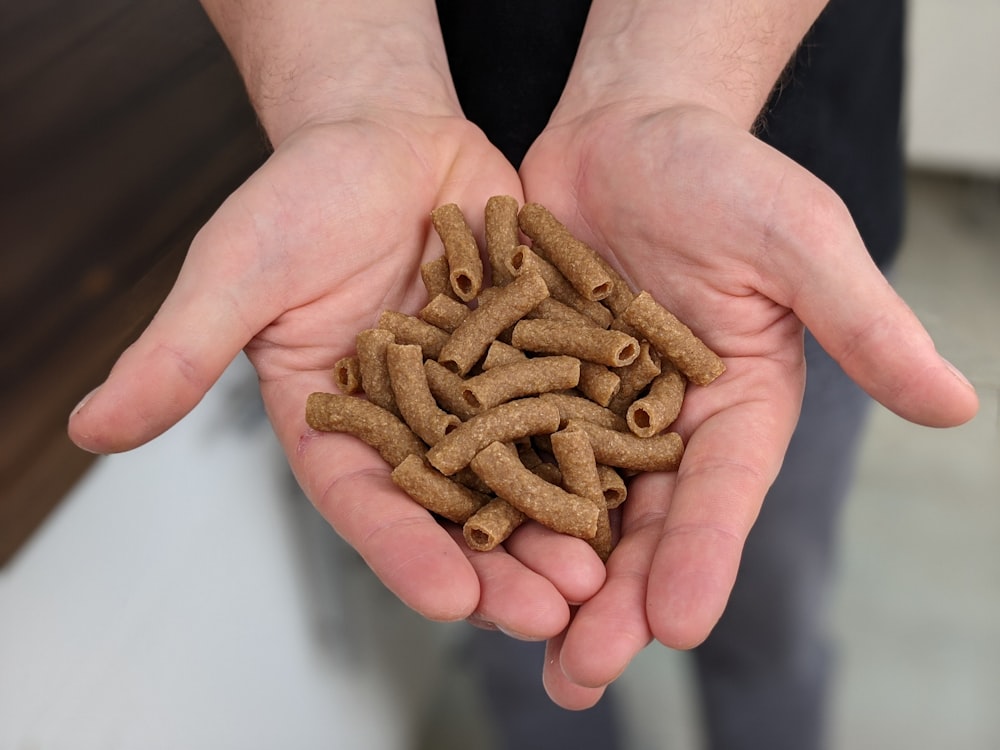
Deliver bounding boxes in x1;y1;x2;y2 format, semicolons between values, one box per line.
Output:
419;293;471;333
511;319;640;368
420;255;458;301
470;441;600;540
485;195;520;287
608;340;662;415
461;355;581;411
391;454;491;524
386;342;461;445
539;391;629;432
355;328;400;417
437;269;549;375
620;290;726;386
481;340;528;371
423;359;479;421
378;310;450;360
565;418;685;473
333;355;362;394
426;397;561;476
305;392;426;467
627;362;687;437
463;497;526;552
577;361;622;407
596;464;627;509
431;203;484;301
550;428;613;561
517;202;613;302
506;245;614;328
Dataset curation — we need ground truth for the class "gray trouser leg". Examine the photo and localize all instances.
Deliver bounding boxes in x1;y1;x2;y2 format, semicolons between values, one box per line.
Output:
693;331;873;750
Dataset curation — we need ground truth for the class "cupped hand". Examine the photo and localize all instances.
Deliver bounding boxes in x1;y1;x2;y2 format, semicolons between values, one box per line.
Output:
68;112;606;634
520;103;979;707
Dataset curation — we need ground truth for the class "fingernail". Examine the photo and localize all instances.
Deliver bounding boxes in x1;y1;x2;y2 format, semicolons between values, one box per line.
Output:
71;386;99;417
943;358;974;390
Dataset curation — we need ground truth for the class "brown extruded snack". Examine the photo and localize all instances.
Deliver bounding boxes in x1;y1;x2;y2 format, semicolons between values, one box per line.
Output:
305;392;426;467
592;254;636;317
378;310;450;360
463;497;526;552
566;418;685;473
596;464;627;509
423;359;479;421
577;362;622;407
419;293;470;332
550;428;613;561
420;256;458;300
426;397;561;476
511;318;640;368
481;340;528;370
525;296;601;328
431;203;483;301
438;269;549;375
462;355;581;411
518;202;613;302
485;195;520;287
627;363;687;437
620;291;726;386
539;391;629;432
470;441;600;540
608;341;662;415
386;342;461;445
333;355;362;394
506;245;613;328
355;328;399;417
391;454;490;524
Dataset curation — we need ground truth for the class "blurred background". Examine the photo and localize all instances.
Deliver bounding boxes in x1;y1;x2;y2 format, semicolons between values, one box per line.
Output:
1;1;997;748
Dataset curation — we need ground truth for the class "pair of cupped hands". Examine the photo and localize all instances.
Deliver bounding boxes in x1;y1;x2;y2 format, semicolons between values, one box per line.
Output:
68;101;977;708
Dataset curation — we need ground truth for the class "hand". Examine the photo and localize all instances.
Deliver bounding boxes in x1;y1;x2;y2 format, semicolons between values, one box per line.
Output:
67;111;607;635
521;103;979;707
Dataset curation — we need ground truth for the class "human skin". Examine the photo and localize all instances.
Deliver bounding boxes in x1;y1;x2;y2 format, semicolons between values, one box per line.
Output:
520;0;980;708
66;0;979;710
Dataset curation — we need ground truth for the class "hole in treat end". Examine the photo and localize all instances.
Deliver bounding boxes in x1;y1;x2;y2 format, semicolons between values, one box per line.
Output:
510;248;525;270
633;409;651;429
593;282;612;298
469;529;492;548
455;274;474;296
462;390;481;409
618;342;638;363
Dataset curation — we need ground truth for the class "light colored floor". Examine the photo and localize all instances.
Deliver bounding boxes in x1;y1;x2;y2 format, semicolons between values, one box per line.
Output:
0;172;996;749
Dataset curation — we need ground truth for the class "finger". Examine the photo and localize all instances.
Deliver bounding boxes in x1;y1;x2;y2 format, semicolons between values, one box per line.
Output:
296;431;481;622
446;527;573;639
759;162;978;428
554;471;668;691
645;366;799;648
68;215;277;454
542;631;608;710
503;522;608;605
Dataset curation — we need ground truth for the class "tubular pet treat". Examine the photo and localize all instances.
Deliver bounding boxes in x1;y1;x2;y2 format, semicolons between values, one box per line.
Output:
431;203;484;301
463;497;526;552
426;397;562;476
485;195;520;287
517;202;613;302
461;355;581;411
565;418;685;473
333;355;362;394
437;268;549;375
511;318;640;368
305;392;426;467
626;363;687;437
550;428;614;561
378;310;450;360
386;343;461;446
419;293;471;332
506;245;614;328
391;454;490;524
304;197;728;561
470;441;600;540
620;291;726;386
355;328;400;417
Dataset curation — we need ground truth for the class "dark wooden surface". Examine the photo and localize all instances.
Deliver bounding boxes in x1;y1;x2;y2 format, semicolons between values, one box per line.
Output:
0;0;268;566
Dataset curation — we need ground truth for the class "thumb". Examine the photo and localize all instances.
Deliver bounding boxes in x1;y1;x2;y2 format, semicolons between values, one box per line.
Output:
772;188;978;428
68;227;269;454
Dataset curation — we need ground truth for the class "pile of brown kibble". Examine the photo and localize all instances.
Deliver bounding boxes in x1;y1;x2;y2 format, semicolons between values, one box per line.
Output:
306;197;724;561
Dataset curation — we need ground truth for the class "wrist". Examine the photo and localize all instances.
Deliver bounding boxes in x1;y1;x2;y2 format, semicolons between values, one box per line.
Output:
201;0;462;146
551;0;828;130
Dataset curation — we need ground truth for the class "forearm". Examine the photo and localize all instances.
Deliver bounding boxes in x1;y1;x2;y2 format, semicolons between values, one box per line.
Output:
555;0;828;129
199;0;460;145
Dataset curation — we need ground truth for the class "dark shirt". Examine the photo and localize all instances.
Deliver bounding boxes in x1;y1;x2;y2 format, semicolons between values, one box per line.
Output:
436;0;904;268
